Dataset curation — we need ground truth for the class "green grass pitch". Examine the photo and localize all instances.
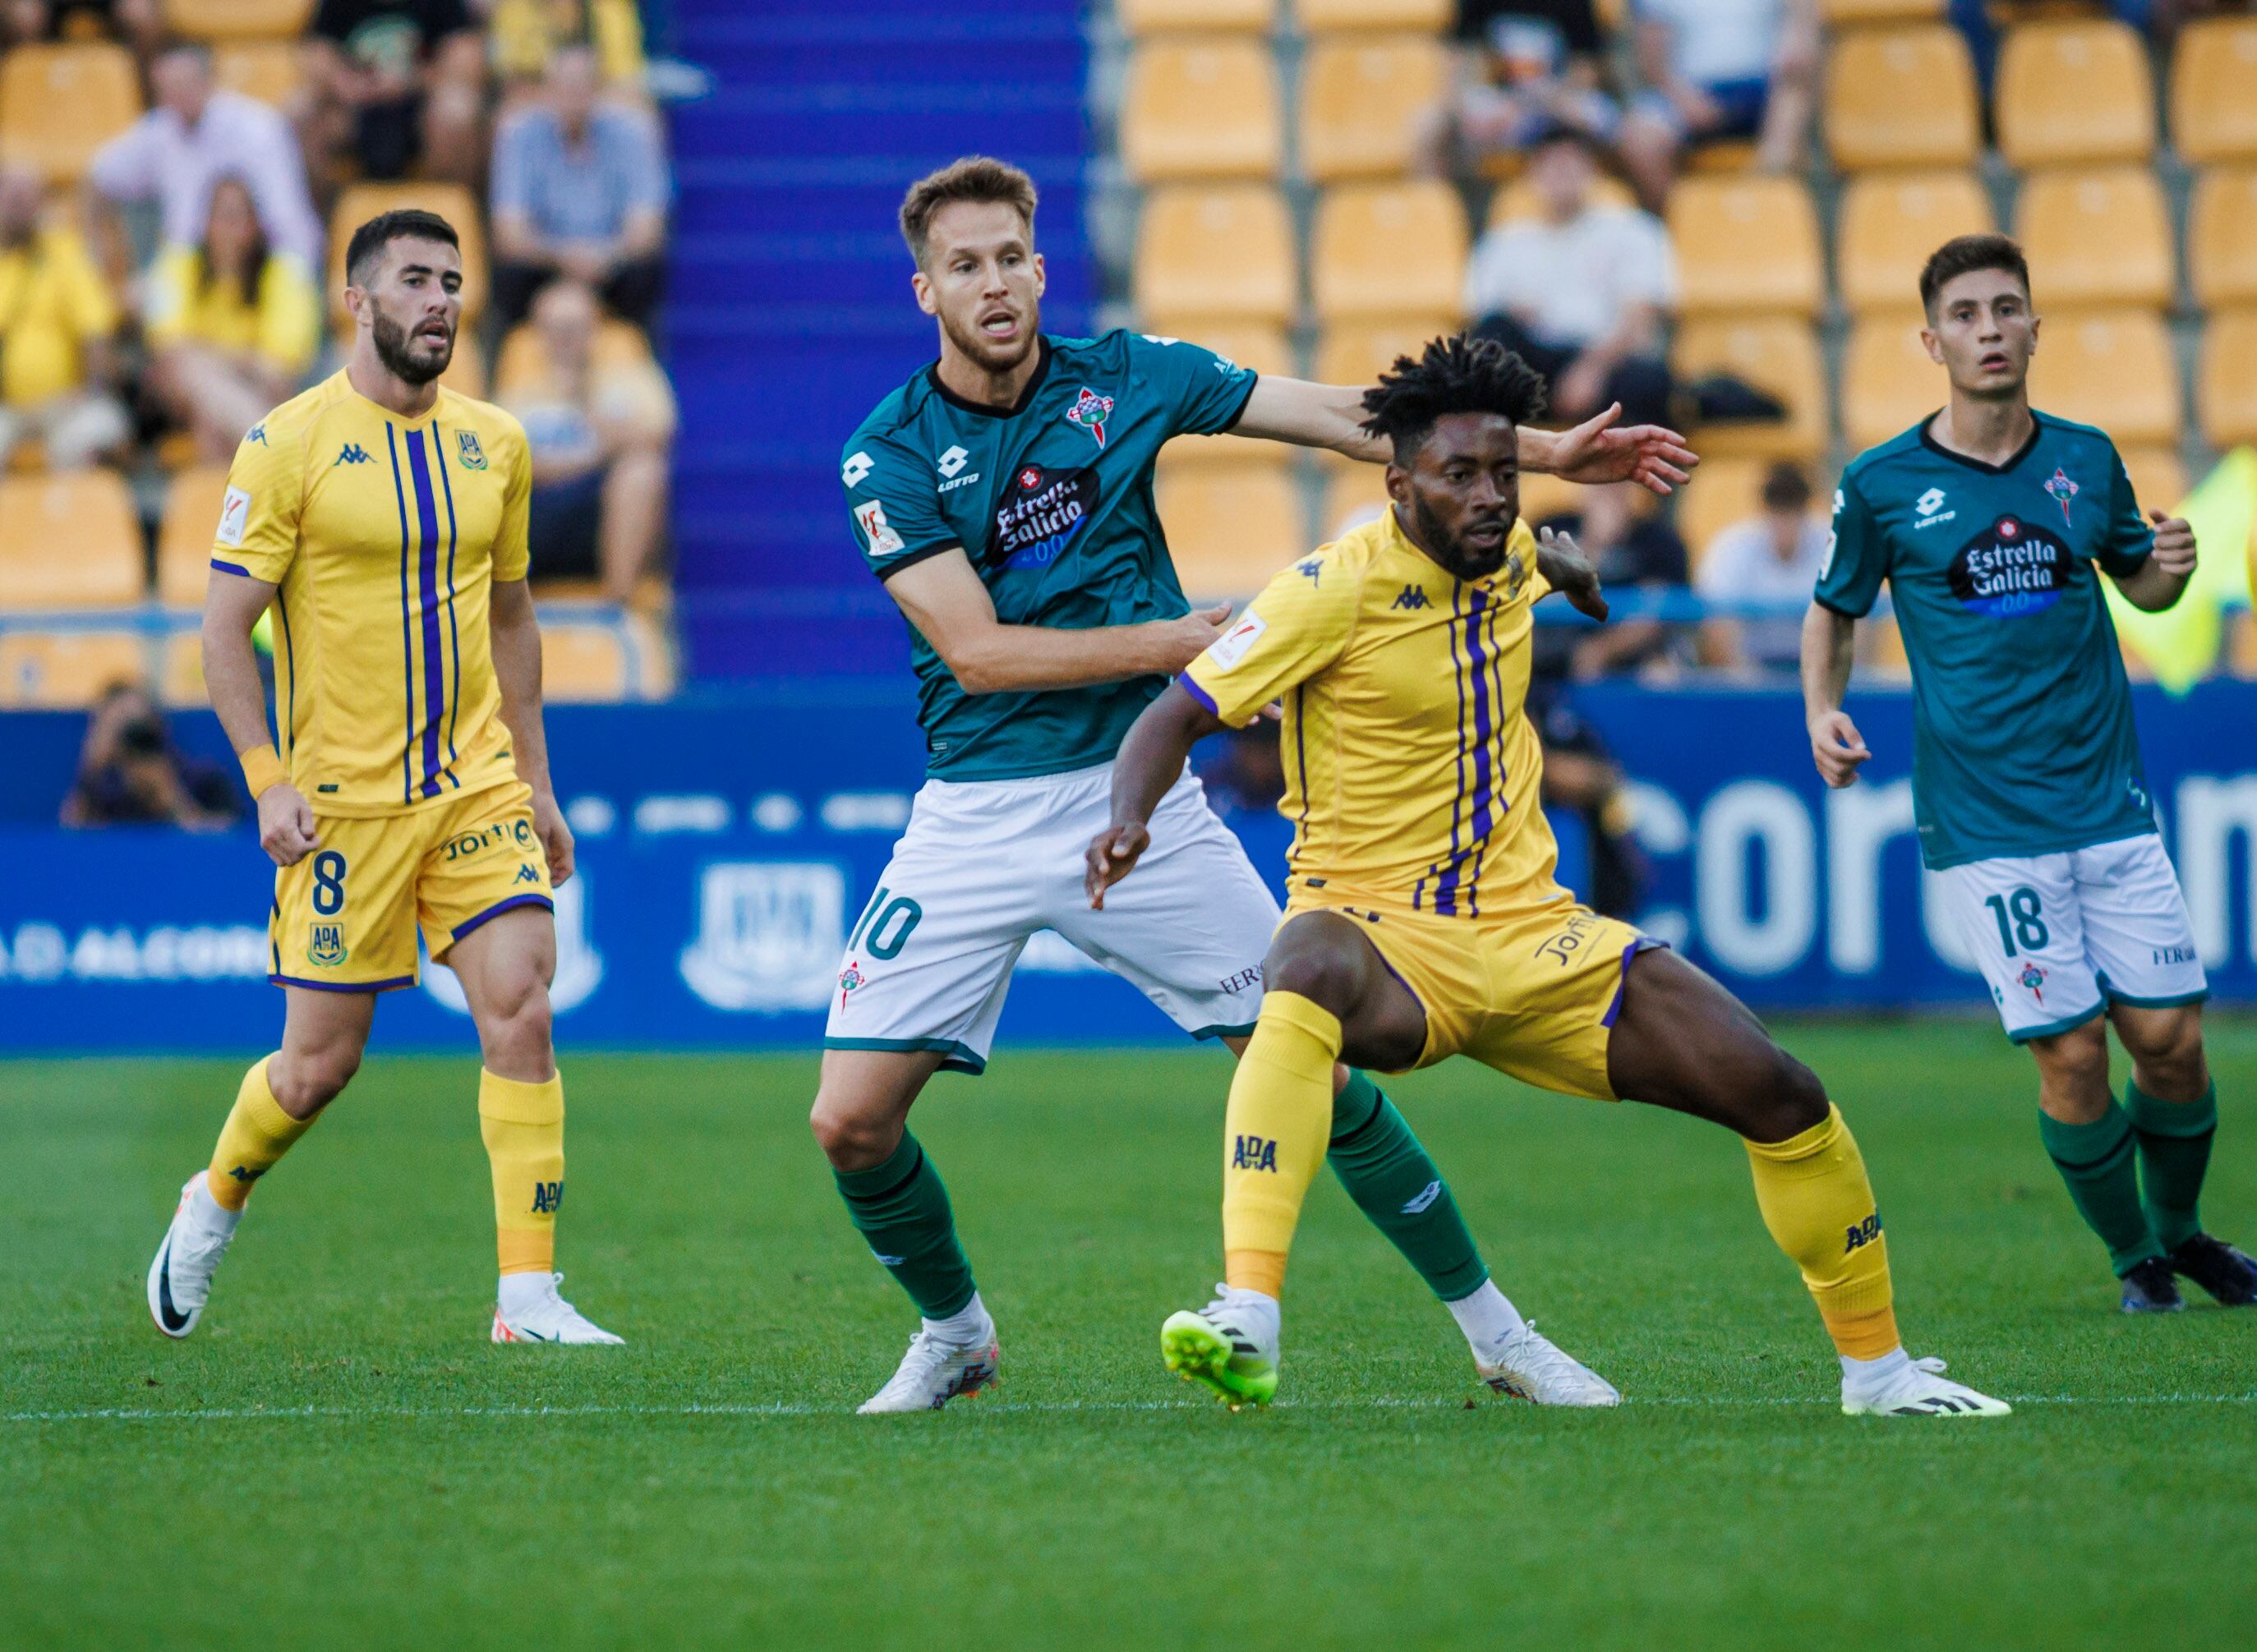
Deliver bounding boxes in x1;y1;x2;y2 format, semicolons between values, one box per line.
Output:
5;1022;2255;1650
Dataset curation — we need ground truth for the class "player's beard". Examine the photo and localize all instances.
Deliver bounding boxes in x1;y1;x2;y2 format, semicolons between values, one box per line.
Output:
1407;490;1512;582
371;306;453;386
938;299;1039;379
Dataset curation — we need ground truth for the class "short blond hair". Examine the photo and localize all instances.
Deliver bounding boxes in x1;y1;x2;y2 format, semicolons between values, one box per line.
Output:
898;156;1039;267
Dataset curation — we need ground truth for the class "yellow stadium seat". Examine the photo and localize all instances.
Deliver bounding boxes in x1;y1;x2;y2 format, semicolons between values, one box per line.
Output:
1314;315;1458;385
2172;16;2257;165
2189;168;2257;310
1157;458;1306;601
0;629;147;707
1674;318;1829;459
1822;0;1941;21
1135;186;1297;327
1682;140;1758;177
2199;309;2257;448
1864;615;1910;679
1299;37;1449;182
1484;171;1635;229
2038;309;2180;446
1115;0;1274;31
2117;447;2187;518
493;318;652;403
1844;315;1944;452
1673;455;1774;576
1667;176;1824;318
1836;171;1993;316
1292;0;1452;30
157;466;230;608
541;624;632;702
1996;20;2154;168
1158;321;1292;380
1825;25;1980;171
1119;40;1282;182
0;44;142;184
159;628;207;706
164;0;314;38
213;41;303;108
1310;182;1466;321
0;472;145;610
2015;167;2172;311
328;182;487;324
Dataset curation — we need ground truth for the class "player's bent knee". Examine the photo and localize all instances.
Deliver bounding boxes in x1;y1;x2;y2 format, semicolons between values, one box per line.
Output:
272;1045;360;1115
1262;937;1365;1021
808;1090;899;1170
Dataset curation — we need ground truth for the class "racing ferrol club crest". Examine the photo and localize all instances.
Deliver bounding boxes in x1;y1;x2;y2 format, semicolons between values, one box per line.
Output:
2019;962;2047;1002
2043;466;2077;526
1064;386;1114;449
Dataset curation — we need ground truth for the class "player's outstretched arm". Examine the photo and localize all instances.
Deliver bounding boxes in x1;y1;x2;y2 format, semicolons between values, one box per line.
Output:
1087;682;1228;909
203;568;317;867
490;577;574;886
1532;527;1610;621
884;548;1229;694
2111;511;2199;612
1799;601;1871;789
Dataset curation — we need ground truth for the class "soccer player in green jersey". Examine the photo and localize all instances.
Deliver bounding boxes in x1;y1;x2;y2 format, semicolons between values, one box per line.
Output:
1801;234;2252;1314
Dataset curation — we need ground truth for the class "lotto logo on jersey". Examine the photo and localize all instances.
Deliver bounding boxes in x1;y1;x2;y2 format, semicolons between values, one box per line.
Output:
1948;515;2070;618
841;450;875;488
1065;386;1114;449
216;485;251;547
854;499;906;556
1205;610;1267;670
1232;1134;1278;1172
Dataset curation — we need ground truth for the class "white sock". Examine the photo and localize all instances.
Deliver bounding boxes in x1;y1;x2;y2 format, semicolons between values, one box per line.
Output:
1840;1346;1910;1392
498;1272;556;1314
187;1176;241;1236
1444;1280;1527;1351
923;1290;992;1346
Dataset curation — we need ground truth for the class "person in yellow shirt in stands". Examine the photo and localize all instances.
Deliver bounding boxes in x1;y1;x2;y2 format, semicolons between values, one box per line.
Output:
489;0;646;94
0;163;129;469
145;176;324;462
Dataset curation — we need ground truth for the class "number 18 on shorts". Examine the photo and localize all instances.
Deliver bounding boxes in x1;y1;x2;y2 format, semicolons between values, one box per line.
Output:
1936;832;2208;1043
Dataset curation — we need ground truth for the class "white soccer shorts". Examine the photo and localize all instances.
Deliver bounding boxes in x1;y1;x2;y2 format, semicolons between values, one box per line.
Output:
822;761;1278;1073
1934;831;2209;1043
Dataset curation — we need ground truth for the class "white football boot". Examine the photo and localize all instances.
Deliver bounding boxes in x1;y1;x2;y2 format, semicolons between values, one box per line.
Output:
1474;1323;1622;1406
1160;1286;1281;1410
857;1322;1002;1414
1841;1354;2011;1418
491;1272;624;1345
148;1173;239;1338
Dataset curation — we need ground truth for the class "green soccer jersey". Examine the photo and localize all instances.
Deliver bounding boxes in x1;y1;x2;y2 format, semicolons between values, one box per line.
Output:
1817;412;2158;870
841;329;1260;780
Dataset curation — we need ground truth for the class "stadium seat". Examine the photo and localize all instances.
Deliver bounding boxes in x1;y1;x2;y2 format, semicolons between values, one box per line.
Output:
1292;0;1452;30
2117;447;2186;518
1310;182;1466;321
1673;317;1829;459
2231;612;2257;680
2171;16;2257;166
1118;40;1282;182
1836;171;1993;316
1673;455;1773;577
2189;168;2257;309
157;466;230;609
2036;309;2180;446
1298;37;1449;183
0;472;145;610
212;40;303;107
0;629;147;707
541;623;633;702
1667;176;1824;318
1114;0;1274;32
1484;170;1636;229
1314;315;1458;385
164;0;315;37
494;318;652;403
0;43;141;183
1995;20;2155;168
1135;186;1297;327
1864;615;1911;679
158;628;207;706
327;182;487;324
1158;321;1292;380
1843;315;1945;452
2198;309;2257;448
2015;167;2172;311
1156;457;1305;601
1824;25;1981;171
1821;0;1941;21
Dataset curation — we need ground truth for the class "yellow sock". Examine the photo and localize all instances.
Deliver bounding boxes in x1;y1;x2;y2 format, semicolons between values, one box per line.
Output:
479;1069;564;1277
205;1056;316;1212
1744;1104;1901;1360
1222;992;1342;1299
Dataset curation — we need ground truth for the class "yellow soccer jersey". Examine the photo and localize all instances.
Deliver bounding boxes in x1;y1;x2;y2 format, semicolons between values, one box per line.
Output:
212;370;532;817
1181;507;1560;915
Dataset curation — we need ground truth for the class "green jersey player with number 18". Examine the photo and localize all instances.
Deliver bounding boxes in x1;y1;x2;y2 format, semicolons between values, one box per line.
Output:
1801;234;2253;1316
815;157;1698;1412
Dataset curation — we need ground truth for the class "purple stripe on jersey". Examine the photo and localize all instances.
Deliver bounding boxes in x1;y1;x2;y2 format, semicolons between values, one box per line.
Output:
1464;591;1512;918
386;425;413;805
210;558;251;576
1292;684;1309;825
1463;586;1496;840
1433;582;1482;915
405;430;446;799
1423;582;1473;913
432;423;463;782
1177;673;1218;715
276;598;296;765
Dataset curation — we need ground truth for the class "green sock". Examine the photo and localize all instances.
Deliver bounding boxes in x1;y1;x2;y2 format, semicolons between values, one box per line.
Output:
2039;1103;2165;1277
833;1131;977;1320
1327;1070;1490;1302
2126;1079;2217;1252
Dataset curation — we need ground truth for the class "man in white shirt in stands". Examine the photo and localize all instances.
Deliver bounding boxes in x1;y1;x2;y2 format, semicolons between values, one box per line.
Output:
1695;460;1830;674
1463;122;1677;432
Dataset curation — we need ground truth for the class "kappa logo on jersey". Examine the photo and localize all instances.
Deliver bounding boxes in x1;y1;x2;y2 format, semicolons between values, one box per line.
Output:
2044;466;2079;526
1205;610;1268;670
1393;585;1430;610
1297;559;1323;582
989;464;1099;572
1914;486;1955;529
1949;514;2072;617
1064;386;1114;449
2019;962;2047;1001
245;422;267;445
216;485;251;547
854;498;907;556
334;444;371;467
1843;1212;1882;1253
841;450;874;487
514;863;541;885
307;923;347;967
1232;1134;1278;1172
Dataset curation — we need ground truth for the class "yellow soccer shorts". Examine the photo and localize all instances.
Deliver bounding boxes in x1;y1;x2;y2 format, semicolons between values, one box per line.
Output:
269;780;554;992
1284;889;1660;1100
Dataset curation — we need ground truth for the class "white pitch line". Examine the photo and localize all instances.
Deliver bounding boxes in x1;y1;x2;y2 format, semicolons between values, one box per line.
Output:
7;1392;2255;1424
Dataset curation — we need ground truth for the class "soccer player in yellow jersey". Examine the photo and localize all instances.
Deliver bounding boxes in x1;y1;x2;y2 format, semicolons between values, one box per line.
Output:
145;209;620;1346
1090;337;2008;1418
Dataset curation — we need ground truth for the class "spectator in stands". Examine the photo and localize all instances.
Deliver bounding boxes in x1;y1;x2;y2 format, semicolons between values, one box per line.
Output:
1418;1;1617;183
501;278;675;604
4;0;161;58
490;0;647;96
1694;461;1830;676
1464;125;1675;431
61;681;239;830
144;177;323;462
1616;0;1818;211
1536;482;1691;681
85;39;325;278
306;0;486;186
0;164;130;469
491;42;669;329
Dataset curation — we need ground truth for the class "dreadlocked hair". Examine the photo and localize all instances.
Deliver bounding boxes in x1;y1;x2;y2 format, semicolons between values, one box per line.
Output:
1358;333;1547;462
